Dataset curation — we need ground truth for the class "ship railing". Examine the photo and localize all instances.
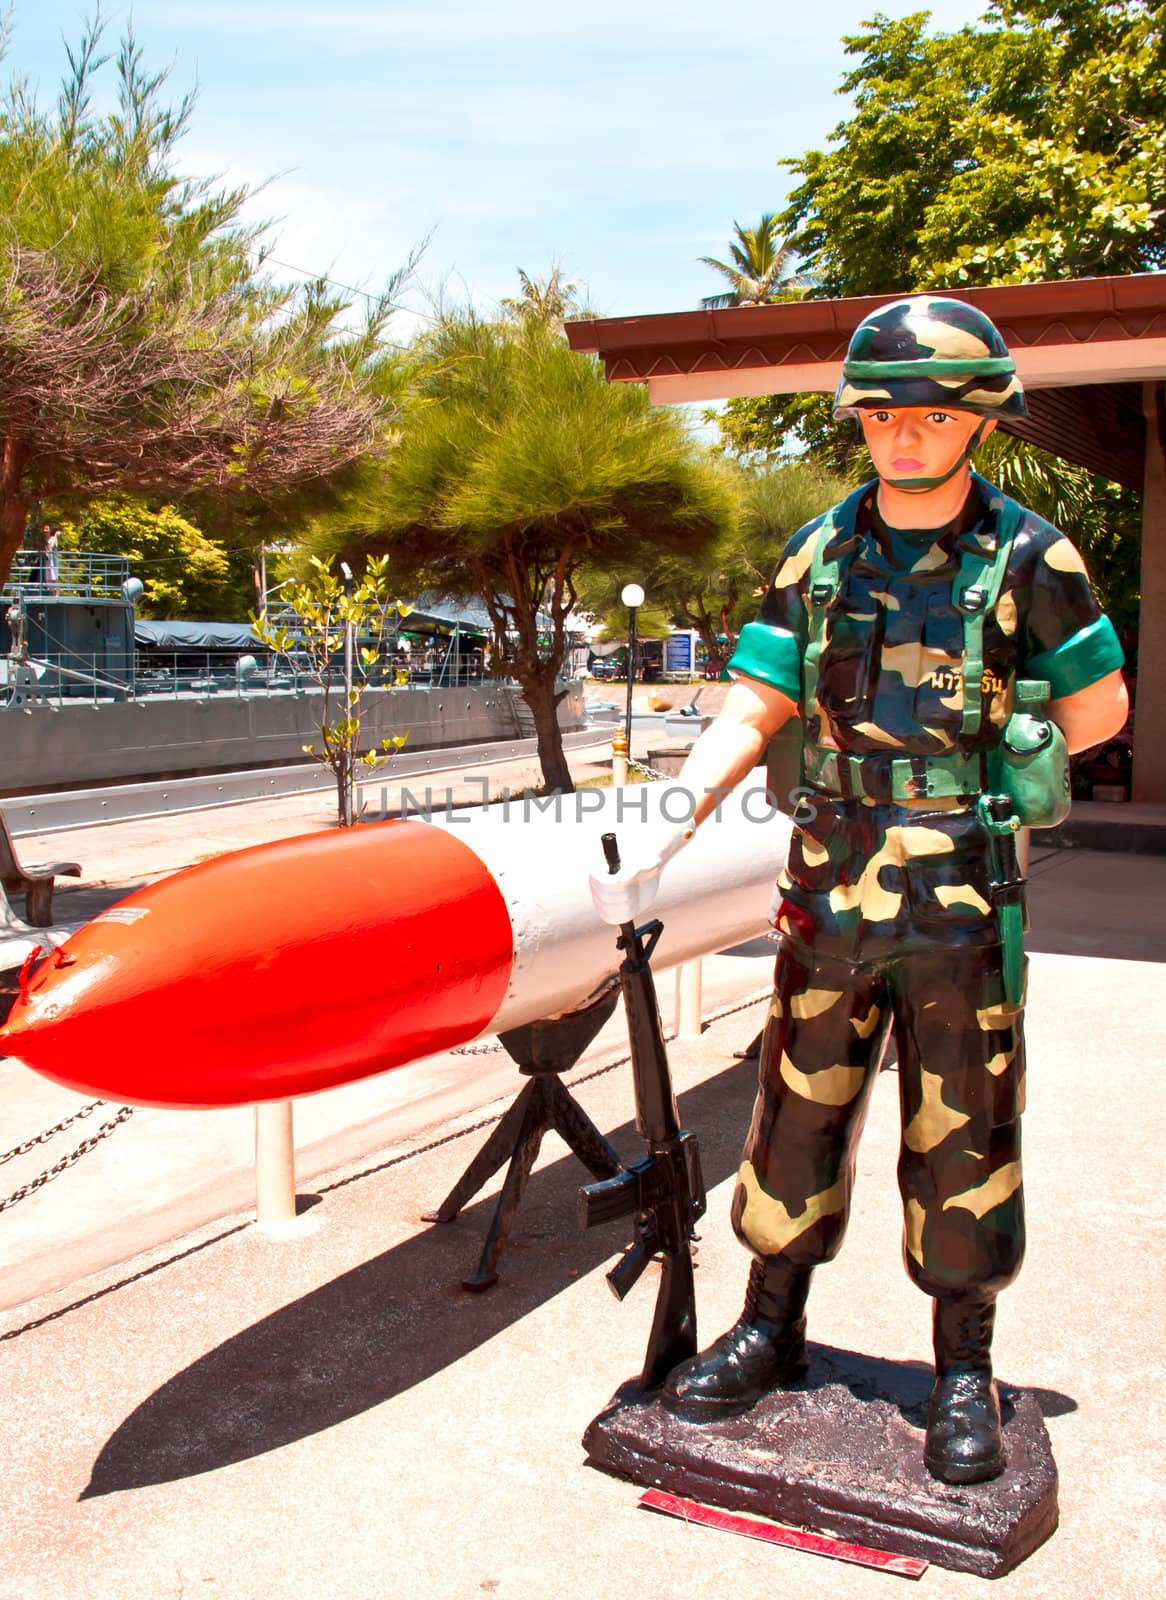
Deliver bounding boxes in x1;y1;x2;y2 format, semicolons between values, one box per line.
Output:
2;650;494;706
1;551;132;602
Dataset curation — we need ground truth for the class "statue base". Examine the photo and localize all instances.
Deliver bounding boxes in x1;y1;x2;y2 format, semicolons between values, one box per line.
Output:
583;1344;1058;1578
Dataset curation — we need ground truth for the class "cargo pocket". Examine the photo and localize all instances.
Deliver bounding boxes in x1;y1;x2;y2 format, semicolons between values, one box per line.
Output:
785;822;834;891
974;958;1026;1126
900;814;996;935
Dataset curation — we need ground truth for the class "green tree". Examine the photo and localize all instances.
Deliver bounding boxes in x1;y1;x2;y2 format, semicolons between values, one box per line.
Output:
781;2;1165;294
698;214;808;309
57;496;252;618
0;17;412;590
715;0;1161;582
978;432;1141;639
309;313;736;793
712;391;870;476
254;555;410;826
580;460;850;675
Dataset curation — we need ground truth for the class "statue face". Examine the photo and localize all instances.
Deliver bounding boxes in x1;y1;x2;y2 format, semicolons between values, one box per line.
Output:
858;407;995;487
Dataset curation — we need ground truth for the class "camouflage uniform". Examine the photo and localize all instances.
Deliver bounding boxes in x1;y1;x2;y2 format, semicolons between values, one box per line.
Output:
725;306;1123;1300
660;296;1125;1482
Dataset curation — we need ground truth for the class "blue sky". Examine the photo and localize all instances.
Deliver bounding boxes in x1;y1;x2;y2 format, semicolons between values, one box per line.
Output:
11;3;991;335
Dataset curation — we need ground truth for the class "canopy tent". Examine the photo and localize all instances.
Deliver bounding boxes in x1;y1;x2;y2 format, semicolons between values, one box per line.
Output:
405;592;558;637
402;594;493;638
567;273;1166;802
135;621;265;651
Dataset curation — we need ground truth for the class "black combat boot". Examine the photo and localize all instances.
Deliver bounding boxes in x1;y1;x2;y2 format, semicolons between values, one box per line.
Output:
661;1257;811;1422
924;1293;1006;1484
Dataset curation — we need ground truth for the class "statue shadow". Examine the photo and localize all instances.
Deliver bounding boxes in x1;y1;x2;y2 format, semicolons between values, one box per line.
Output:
719;936;776;959
791;1345;1077;1432
81;1055;759;1500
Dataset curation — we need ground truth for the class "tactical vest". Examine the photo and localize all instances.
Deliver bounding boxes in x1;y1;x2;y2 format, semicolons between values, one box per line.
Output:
798;477;1018;804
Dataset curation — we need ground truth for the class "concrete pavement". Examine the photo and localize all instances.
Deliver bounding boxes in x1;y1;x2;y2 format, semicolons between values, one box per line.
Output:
0;731;1164;1598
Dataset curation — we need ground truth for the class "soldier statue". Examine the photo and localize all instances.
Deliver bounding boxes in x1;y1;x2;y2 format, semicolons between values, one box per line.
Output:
590;296;1129;1485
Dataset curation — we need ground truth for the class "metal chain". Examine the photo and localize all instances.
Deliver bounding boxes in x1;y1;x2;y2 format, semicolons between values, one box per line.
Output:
0;1101;105;1167
329;985;772;1199
629;756;672;781
1;989;772;1338
0;1106;135;1213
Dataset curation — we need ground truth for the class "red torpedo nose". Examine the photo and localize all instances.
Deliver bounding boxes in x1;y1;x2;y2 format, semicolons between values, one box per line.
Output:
0;820;515;1108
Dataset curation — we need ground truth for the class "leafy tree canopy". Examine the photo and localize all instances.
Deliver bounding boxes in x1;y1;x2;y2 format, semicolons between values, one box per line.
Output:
715;0;1161;610
781;1;1166;294
57;496;253;620
711;391;872;476
0;15;413;589
306;310;736;791
698;215;809;309
977;432;1141;639
500;264;584;329
579;460;852;675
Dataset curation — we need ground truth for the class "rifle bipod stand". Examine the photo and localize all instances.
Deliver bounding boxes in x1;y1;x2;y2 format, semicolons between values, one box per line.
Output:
422;982;623;1291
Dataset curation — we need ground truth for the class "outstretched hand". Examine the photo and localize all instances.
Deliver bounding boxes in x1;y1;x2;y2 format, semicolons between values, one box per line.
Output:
588;822;695;927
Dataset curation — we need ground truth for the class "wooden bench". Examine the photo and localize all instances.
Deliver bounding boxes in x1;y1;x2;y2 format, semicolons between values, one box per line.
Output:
0;810;81;927
1;883;82;1020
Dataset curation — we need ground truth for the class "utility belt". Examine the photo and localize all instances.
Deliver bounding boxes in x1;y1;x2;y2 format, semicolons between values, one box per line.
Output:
801;683;1070;829
800;741;1041;1007
798;684;1068;1009
802;744;982;805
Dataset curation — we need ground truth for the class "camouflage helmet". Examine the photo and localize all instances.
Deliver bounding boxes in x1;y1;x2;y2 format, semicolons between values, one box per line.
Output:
833;296;1026;421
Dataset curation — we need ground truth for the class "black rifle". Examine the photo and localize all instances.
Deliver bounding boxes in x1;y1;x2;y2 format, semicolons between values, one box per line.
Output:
578;831;707;1390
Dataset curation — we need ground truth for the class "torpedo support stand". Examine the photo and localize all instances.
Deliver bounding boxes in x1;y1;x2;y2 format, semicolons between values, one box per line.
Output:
422;983;624;1291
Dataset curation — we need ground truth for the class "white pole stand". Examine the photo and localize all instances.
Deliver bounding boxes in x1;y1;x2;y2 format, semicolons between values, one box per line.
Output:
674;958;704;1040
254;1101;297;1230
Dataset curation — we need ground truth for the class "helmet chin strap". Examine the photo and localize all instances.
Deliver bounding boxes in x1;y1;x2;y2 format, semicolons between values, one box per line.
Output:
880;420;988;493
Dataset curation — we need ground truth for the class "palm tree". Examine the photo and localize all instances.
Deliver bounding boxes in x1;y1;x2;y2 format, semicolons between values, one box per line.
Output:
500;265;581;329
699;215;809;309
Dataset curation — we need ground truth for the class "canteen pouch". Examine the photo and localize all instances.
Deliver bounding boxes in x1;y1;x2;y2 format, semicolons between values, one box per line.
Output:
988;680;1071;829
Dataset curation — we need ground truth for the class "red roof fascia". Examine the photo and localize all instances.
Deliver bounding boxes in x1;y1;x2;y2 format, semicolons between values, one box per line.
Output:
565;273;1166;380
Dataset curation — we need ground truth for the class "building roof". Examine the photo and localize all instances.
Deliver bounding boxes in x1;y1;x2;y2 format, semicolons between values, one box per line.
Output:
565;272;1166;491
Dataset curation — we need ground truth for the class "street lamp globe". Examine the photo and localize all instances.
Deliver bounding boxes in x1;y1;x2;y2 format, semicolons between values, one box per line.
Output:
620;582;645;754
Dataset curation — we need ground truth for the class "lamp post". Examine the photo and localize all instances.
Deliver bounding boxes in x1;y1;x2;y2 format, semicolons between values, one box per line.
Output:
340;561;356;827
612;582;644;786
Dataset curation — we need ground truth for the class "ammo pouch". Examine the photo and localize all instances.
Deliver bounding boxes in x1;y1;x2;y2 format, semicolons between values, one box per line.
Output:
986;679;1070;829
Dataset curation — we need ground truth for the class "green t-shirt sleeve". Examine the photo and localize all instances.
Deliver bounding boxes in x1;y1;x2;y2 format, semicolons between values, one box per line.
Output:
1022;529;1125;697
1027;614;1125;699
727;520;816;702
728;622;803;701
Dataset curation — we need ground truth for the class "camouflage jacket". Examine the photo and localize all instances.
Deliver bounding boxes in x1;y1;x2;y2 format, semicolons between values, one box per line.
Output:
730;473;1123;761
729;475;1124;956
